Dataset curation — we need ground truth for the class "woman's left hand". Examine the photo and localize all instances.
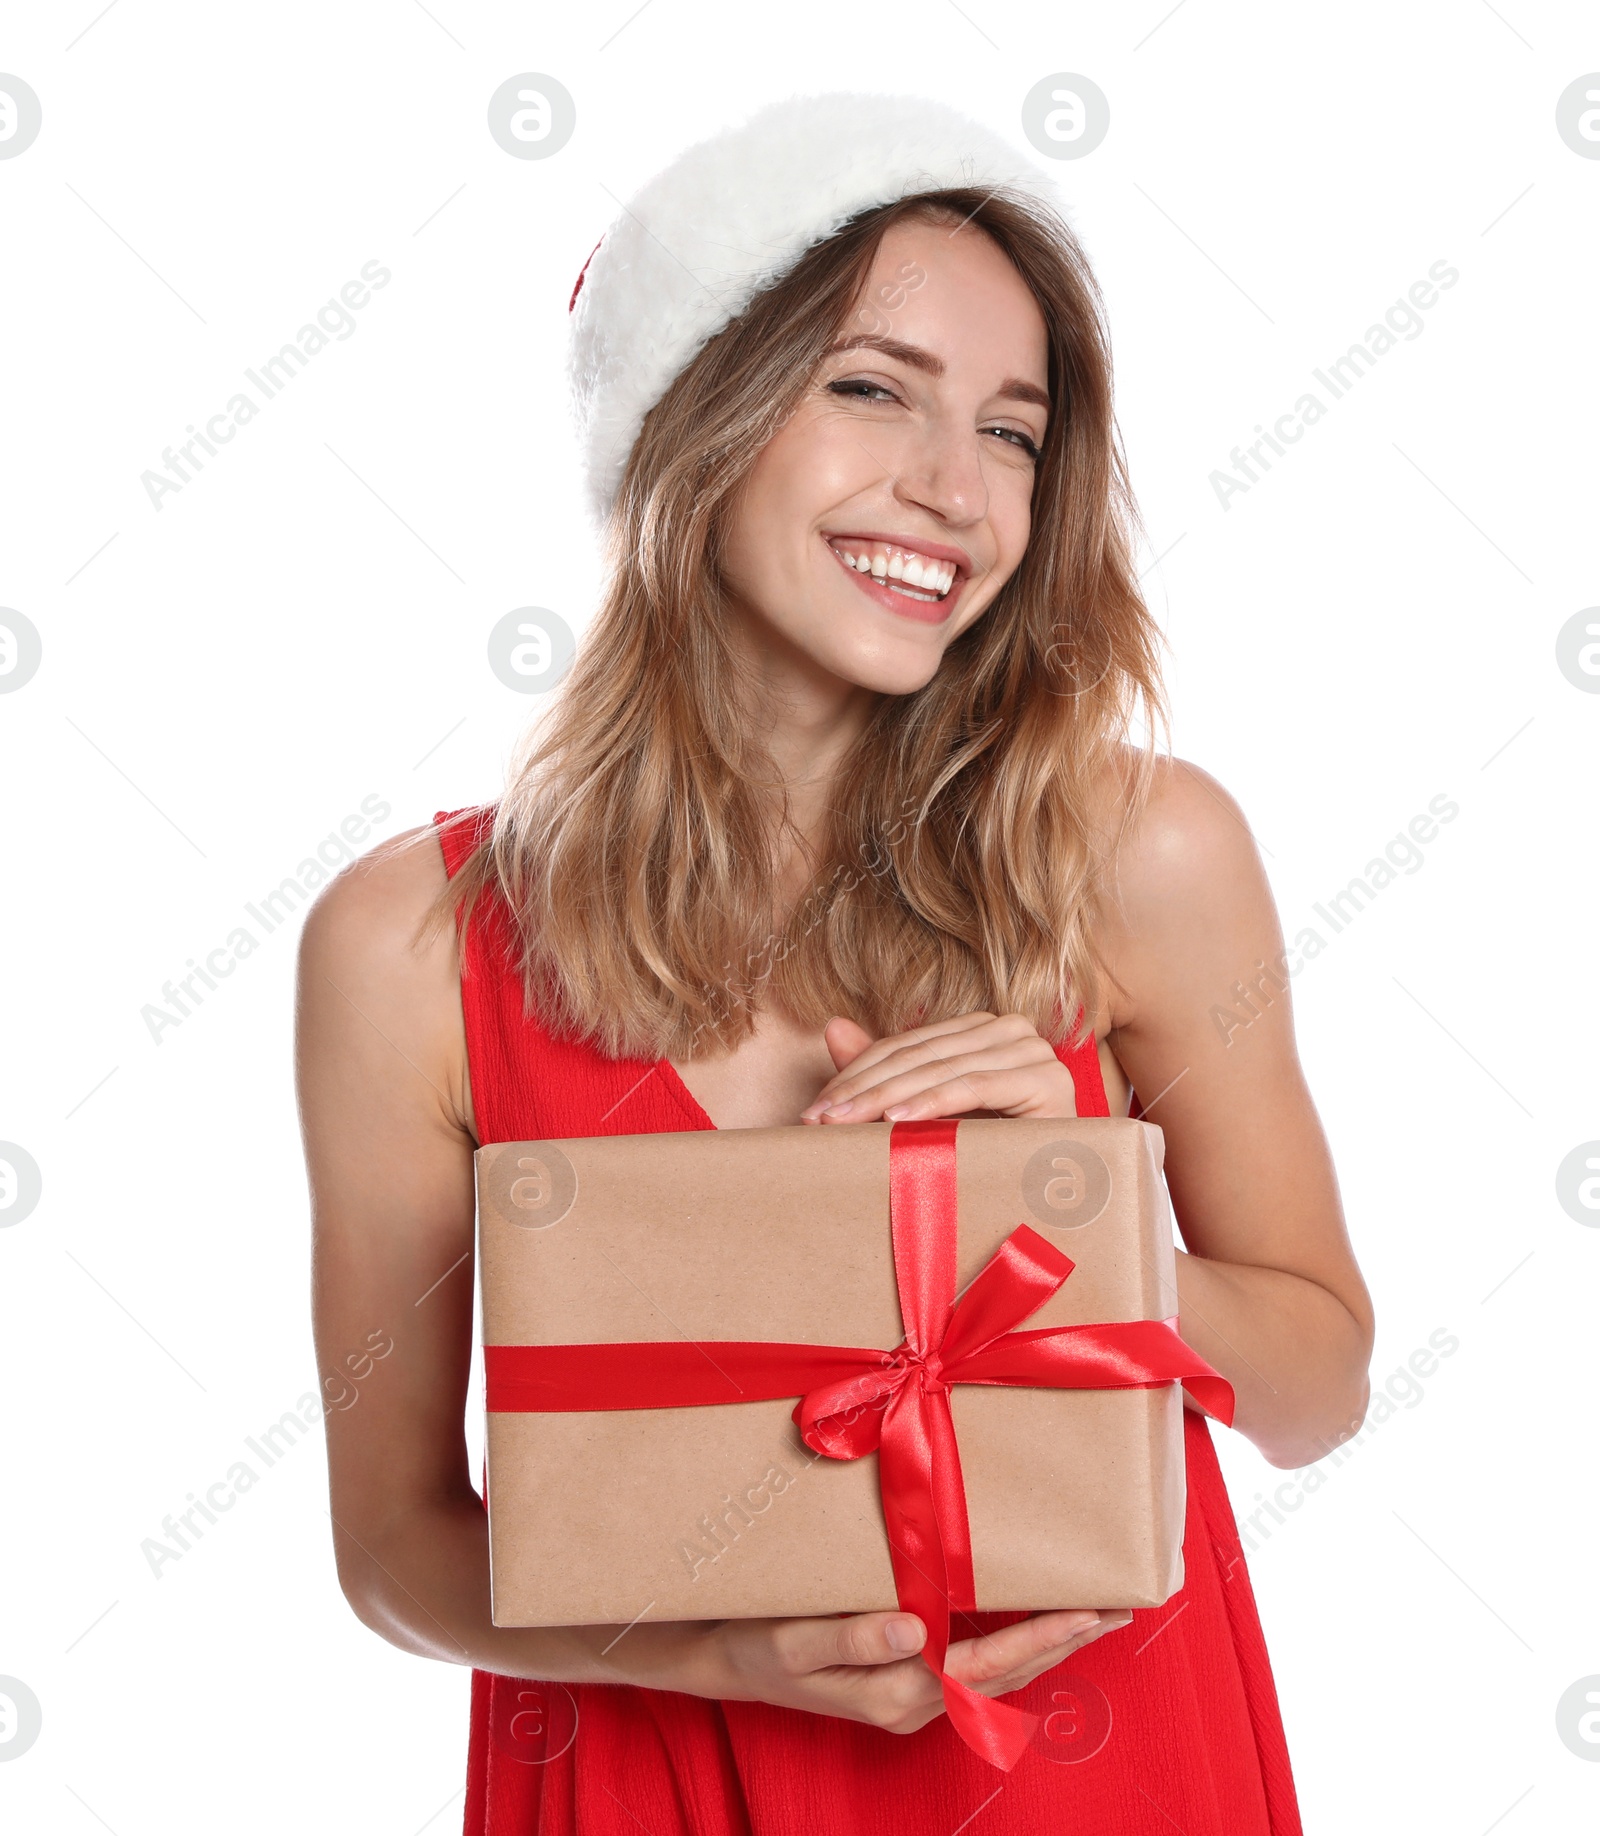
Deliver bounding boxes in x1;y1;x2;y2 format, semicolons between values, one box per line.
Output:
799;1012;1081;1124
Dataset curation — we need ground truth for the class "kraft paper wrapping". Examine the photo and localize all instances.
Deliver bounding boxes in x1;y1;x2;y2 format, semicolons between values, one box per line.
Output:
476;1117;1187;1627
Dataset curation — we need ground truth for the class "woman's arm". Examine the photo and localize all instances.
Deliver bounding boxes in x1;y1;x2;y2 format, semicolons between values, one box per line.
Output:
756;752;1366;1468
1098;756;1376;1470
797;755;1375;1471
295;827;1124;1723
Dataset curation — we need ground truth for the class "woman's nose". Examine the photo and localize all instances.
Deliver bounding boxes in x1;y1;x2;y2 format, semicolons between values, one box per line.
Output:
891;420;990;527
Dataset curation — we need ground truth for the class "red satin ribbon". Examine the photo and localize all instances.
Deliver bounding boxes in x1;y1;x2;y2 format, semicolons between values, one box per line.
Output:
485;1117;1235;1770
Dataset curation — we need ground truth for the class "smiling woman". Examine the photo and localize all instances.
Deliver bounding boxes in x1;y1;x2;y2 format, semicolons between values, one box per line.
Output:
433;172;1161;1075
720;217;1048;682
296;91;1370;1836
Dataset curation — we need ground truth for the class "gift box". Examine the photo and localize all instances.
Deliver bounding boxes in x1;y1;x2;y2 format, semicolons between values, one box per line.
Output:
475;1116;1232;1767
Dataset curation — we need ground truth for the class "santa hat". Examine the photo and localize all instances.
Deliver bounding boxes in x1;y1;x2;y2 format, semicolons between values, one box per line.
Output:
566;91;1060;525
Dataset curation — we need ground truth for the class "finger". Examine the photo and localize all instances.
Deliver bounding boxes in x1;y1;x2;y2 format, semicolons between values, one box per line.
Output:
977;1648;1088;1698
801;1014;1001;1114
981;1611;1137;1695
826;1050;1067;1124
1081;1610;1134;1643
772;1610;927;1676
945;1611;1100;1689
810;1032;1051;1120
822;1016;875;1074
966;1619;1127;1699
880;1064;1070;1123
833;1020;1050;1095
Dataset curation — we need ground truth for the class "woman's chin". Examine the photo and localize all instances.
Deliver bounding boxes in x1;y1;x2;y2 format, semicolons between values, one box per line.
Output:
821;647;948;698
731;600;955;699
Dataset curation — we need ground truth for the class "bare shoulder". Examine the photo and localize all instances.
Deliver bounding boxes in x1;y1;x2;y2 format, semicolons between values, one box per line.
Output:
296;822;472;1138
1101;752;1262;904
299;822;454;973
1088;750;1279;1030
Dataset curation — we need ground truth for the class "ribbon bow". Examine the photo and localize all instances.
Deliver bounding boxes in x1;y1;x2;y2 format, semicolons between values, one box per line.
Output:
485;1118;1234;1770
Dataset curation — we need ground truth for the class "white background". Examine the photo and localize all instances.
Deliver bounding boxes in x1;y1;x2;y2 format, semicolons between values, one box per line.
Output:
2;3;1597;1831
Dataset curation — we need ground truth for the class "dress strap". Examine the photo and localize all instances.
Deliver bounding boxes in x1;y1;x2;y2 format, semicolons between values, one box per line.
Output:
435;803;491;880
1059;1006;1110;1118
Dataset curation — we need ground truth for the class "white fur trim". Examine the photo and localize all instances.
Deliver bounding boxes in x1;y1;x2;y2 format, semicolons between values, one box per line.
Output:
567;91;1062;525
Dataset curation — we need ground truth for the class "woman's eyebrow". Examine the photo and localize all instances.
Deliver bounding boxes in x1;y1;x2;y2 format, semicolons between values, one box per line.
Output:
827;333;1050;412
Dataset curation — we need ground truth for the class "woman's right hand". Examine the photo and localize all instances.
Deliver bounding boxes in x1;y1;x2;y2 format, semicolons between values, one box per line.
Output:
698;1606;1132;1734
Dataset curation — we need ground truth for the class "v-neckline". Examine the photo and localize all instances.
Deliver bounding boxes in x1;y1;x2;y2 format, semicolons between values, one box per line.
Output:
655;1057;719;1131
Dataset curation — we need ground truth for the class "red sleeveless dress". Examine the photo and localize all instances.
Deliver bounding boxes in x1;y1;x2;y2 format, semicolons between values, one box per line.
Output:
437;805;1303;1836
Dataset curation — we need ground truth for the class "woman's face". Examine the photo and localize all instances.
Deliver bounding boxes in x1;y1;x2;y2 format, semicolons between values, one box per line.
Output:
719;215;1051;700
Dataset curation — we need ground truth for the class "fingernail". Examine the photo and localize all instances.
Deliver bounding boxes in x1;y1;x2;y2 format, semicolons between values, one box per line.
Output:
886;1617;924;1652
825;1100;853;1116
1053;1613;1100;1641
883;1105;911;1120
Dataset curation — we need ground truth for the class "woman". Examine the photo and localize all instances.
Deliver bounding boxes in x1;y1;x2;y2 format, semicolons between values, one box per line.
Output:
297;94;1372;1834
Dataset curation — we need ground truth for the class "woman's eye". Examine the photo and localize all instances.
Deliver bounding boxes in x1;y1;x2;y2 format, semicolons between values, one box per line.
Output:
826;378;899;404
825;379;1040;461
986;426;1042;460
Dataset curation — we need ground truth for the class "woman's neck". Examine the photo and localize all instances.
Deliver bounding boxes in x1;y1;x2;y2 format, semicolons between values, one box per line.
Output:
725;596;883;846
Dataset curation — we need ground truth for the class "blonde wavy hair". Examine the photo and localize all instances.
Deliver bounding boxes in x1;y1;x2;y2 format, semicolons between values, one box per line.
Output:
421;185;1169;1062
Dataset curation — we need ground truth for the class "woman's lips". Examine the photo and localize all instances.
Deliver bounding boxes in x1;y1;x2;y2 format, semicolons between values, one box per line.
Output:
823;537;958;625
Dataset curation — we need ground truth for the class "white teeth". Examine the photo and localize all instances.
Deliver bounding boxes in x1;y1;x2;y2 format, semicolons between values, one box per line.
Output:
828;539;957;600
